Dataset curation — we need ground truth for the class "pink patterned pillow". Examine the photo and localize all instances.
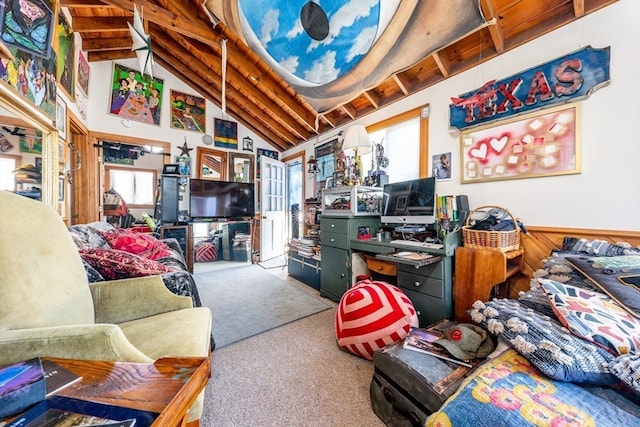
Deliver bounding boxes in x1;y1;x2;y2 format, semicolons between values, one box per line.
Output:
335;280;418;360
100;229;171;260
541;279;640;355
79;248;174;280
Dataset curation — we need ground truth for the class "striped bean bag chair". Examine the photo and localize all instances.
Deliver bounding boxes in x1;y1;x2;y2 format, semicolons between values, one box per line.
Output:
335;279;418;360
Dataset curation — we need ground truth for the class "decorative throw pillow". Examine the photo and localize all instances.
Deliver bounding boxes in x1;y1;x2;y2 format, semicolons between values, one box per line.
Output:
541;279;640;355
79;248;174;280
562;237;640;257
608;353;640;393
567;255;640;318
335;280;418;360
468;298;618;385
101;229;171;261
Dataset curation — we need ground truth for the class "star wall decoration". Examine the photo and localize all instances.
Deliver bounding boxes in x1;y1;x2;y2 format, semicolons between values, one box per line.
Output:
179;141;193;157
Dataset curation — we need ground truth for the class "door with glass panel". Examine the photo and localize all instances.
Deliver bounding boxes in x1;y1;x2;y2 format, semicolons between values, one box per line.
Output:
260;155;286;261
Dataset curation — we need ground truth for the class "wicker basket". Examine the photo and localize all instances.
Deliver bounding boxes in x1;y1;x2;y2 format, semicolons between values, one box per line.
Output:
462;205;520;252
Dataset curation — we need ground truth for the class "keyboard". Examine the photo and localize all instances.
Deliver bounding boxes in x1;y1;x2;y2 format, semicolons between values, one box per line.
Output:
389;240;444;249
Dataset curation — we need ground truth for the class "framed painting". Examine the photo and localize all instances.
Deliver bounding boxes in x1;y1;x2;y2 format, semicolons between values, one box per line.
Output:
432;152;452;181
56;98;67;141
243;136;253;152
460;103;581;184
214;118;238;149
108;63;163;126
315;138;337;188
57;11;75;99
170;90;206;133
0;0;55;59
19;128;42;154
76;49;90;96
256;148;278;179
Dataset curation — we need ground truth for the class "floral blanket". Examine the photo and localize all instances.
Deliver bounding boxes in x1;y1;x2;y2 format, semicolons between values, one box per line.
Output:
426;349;640;426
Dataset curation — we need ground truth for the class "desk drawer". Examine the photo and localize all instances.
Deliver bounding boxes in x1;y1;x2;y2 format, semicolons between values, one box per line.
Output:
399;261;443;280
321;218;349;235
398;271;443;299
366;256;397;276
323;231;349;249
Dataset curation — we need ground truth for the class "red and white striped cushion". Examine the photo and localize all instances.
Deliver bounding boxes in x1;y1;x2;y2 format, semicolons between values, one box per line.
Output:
195;243;217;262
335;279;418;360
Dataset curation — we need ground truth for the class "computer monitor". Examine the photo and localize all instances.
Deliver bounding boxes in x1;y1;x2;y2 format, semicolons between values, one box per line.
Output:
380;177;436;226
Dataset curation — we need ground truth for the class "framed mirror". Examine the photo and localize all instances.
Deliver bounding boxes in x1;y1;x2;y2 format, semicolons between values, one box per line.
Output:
229;152;254;183
196;147;227;180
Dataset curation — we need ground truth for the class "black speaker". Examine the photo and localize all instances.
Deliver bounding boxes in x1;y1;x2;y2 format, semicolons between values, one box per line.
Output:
455;195;470;227
157;176;179;225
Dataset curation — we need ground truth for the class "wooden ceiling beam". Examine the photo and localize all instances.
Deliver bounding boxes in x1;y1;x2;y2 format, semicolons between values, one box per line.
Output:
157;29;311;140
156;55;289;151
393;72;410;95
154;31;308;140
573;0;585;18
72;17;129;32
59;0;109;6
82;37;132;51
340;104;356;120
363;90;380;109
152;39;299;149
431;51;451;78
480;0;505;53
87;49;135;62
100;0;224;48
177;35;319;133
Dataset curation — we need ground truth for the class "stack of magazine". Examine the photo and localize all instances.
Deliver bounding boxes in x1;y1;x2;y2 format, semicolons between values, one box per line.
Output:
403;327;473;368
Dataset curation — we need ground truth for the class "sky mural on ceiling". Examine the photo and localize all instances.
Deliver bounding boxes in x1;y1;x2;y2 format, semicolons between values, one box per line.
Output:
209;0;487;113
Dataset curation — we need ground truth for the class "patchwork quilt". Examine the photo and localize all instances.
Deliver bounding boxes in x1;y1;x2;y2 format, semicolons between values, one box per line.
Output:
426;349;640;426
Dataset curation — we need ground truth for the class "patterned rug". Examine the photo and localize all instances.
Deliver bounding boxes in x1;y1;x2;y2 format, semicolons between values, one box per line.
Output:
195;264;330;348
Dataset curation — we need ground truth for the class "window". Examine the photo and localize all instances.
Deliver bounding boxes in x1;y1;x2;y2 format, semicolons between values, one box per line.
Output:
0;155;19;191
362;105;430;183
105;167;157;207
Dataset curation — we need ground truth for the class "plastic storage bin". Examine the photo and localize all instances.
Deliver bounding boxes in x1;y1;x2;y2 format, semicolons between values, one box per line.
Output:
322;186;382;216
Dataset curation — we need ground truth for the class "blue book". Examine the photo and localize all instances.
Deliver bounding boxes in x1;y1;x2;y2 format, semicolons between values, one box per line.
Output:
0;358;46;419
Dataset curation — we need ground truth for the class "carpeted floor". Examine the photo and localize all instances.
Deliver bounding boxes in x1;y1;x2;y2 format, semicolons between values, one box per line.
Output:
195;264;331;348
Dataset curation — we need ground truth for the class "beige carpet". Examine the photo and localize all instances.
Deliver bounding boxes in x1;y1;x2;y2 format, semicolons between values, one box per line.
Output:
198;264;385;427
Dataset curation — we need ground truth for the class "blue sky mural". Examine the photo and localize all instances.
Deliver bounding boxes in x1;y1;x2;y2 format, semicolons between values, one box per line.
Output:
239;0;388;86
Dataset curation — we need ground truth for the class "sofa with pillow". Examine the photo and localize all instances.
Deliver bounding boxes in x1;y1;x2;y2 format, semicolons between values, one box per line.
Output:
424;237;640;425
69;222;202;307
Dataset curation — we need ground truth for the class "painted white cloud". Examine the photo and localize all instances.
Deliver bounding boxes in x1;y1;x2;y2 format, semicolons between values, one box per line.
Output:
304;50;340;84
279;56;299;74
345;25;377;62
307;0;377;53
260;8;280;46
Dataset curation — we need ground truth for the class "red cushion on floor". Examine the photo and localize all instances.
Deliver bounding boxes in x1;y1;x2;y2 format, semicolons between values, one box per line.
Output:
335;279;418;360
196;243;217;262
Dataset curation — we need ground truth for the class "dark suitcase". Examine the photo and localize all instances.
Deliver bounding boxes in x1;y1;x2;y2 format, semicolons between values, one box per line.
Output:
370;342;475;427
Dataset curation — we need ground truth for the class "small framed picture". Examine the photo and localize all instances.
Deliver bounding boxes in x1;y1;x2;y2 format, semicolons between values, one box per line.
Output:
357;225;372;239
243;136;253;152
56;98;67;141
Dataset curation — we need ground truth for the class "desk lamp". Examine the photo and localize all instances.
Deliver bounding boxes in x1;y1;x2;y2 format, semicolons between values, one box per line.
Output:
342;125;372;185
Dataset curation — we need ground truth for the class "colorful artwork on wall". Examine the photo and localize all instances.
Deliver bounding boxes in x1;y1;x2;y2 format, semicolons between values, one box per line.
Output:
76;49;89;96
460;103;581;184
0;47;57;118
0;0;55;59
56;11;74;98
108;63;163;126
214;118;238;149
170;90;206;133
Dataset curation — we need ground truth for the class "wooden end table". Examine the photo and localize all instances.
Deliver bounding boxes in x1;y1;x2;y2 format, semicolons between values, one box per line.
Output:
46;356;210;427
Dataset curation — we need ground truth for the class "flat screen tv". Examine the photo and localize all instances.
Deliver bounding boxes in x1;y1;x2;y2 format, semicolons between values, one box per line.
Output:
381;177;436;226
189;179;255;220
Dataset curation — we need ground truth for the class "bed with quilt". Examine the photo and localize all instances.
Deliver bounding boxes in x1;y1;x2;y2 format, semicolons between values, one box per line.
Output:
426;237;640;426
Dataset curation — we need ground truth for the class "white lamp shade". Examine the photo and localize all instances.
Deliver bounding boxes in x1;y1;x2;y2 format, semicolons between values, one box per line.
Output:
342;125;372;156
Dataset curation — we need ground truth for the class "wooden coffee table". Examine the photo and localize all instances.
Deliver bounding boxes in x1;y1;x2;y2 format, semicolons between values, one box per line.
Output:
45;356;211;427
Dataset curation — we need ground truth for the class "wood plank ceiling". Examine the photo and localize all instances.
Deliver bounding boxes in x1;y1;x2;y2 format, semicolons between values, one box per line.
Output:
61;0;617;152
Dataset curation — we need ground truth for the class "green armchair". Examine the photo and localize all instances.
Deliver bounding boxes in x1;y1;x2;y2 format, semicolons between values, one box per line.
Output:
0;191;212;422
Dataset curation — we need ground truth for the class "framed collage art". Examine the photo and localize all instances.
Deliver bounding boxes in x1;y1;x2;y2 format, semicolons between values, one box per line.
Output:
460;103;581;183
